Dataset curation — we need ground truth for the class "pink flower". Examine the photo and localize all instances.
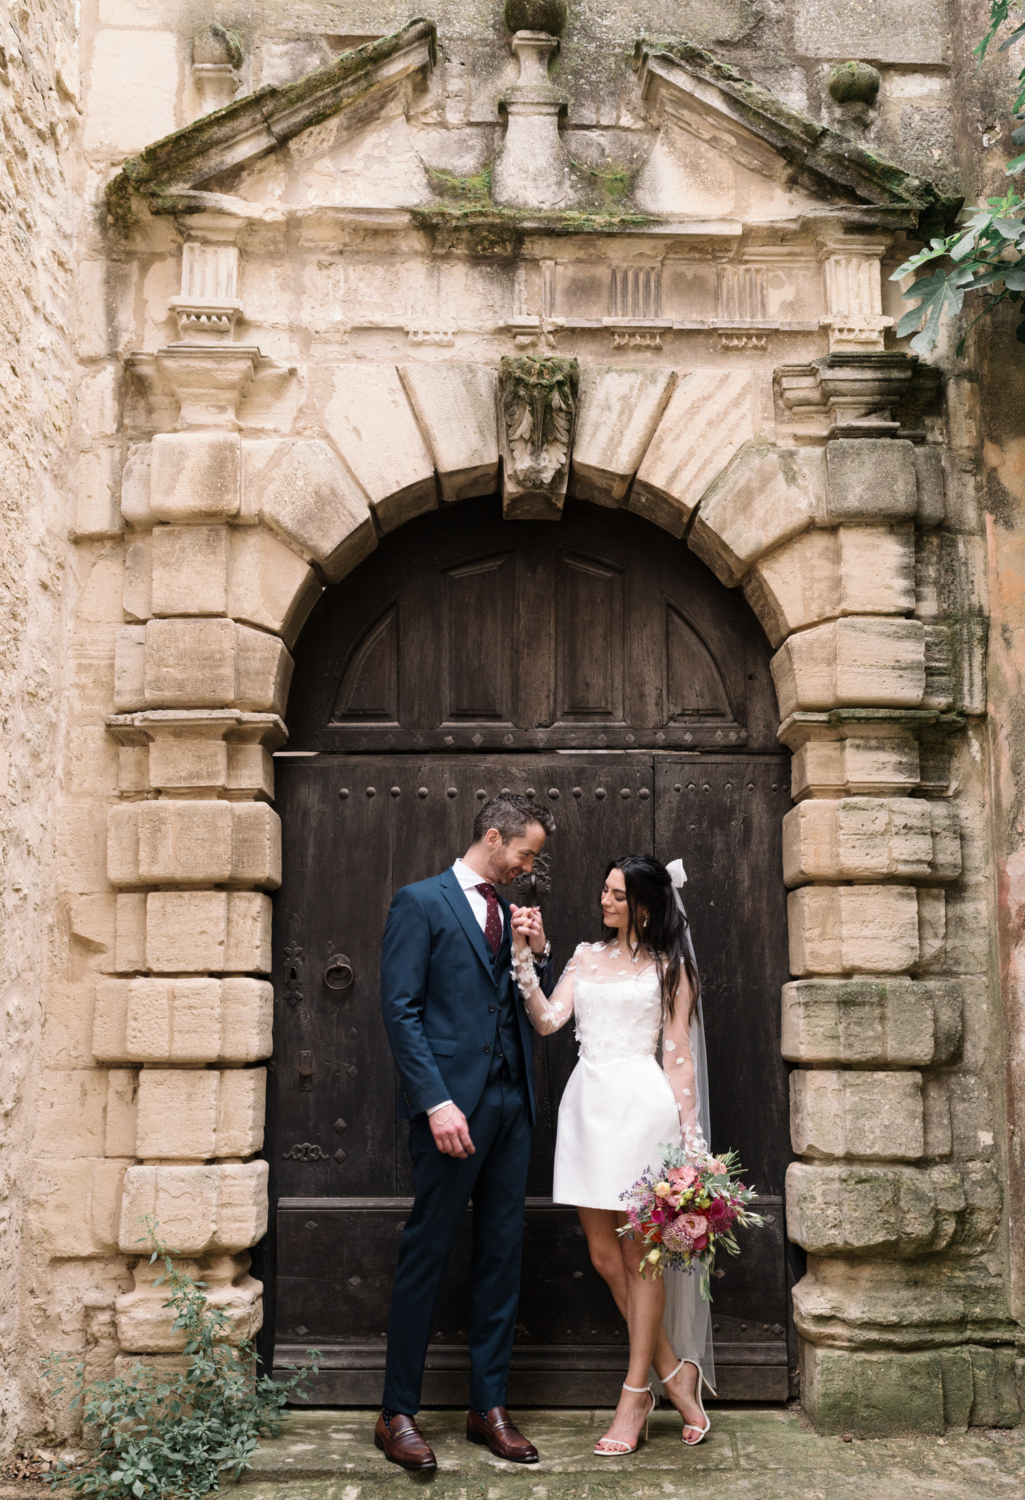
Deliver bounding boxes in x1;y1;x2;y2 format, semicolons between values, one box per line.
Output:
668;1165;699;1190
661;1218;695;1254
679;1213;708;1239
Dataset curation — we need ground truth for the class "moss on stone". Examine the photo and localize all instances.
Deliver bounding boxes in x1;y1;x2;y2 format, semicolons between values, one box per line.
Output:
637;36;962;232
105;19;437;227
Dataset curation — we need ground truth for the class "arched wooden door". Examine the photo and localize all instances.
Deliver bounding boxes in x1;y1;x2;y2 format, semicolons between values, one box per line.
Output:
262;498;797;1404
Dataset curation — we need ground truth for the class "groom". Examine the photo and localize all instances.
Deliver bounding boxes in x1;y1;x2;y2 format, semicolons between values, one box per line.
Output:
376;793;556;1472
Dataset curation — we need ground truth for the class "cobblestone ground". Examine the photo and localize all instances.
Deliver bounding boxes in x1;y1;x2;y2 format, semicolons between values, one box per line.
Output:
228;1405;1025;1499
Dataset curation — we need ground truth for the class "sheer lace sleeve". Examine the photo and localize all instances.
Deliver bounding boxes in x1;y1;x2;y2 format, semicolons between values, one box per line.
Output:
661;973;701;1149
515;942;581;1035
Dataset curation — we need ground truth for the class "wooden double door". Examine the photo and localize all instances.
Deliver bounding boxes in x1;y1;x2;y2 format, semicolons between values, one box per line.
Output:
260;501;797;1404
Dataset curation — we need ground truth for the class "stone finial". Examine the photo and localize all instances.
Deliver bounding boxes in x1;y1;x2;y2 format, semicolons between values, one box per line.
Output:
498;355;578;518
192;24;243;117
827;60;881;106
492;31;571;210
504;0;568;34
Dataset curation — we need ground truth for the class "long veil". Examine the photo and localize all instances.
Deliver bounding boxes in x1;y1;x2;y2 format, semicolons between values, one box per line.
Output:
652;860;716;1396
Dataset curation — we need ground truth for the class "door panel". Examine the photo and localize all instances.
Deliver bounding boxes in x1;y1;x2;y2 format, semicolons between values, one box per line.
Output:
655;755;793;1395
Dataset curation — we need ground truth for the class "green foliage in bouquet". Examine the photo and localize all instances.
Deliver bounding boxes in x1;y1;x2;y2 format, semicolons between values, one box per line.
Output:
42;1227;318;1500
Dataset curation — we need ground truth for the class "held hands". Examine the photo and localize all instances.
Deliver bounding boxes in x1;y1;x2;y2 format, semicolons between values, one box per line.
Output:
429;1101;475;1158
510;903;547;954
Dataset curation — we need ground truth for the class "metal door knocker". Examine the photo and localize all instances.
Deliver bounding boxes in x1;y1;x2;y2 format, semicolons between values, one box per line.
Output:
325;953;355;991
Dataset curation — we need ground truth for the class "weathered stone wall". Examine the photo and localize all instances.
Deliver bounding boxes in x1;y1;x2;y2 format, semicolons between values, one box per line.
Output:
6;0;1025;1454
0;0;81;1452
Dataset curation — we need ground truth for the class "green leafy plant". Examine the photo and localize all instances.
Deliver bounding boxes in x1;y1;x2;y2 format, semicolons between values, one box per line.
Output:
43;1229;318;1500
893;1;1025;352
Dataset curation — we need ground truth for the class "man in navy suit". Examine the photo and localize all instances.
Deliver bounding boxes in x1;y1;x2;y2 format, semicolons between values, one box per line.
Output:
375;792;556;1471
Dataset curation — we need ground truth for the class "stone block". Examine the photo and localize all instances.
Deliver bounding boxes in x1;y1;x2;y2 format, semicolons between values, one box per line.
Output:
113;625;147;711
123;538;152;621
150;525;229;616
35;1070;109;1158
914;444;946;527
143;619;293;713
144;617;236;707
105;1067;140;1156
116;1252;262;1352
121;443;155;529
790;733;921;800
787;884;922;975
745;524;915;649
825;440;918;521
771;618;926;717
107;802;280;889
144;891;272;974
325;365;436;532
922;1074;952;1158
94;977;272;1064
802;1346;946;1437
255;438;375;582
115;892;147;972
30;1158;127;1258
631;370;758;537
57;803;111;895
794;0;948;65
917;886;947;971
786;1162;964;1256
790;1069;924;1159
224;891;273;973
942;1346;1021;1429
570;366;675;505
227;527;320;648
135;1069;264;1160
235;623;294;714
400;362;499;502
782;798;960;885
781;977;963;1066
689;442;825;586
150;432;241;524
216;1069;266;1157
73;448;123;540
119;1160;269;1254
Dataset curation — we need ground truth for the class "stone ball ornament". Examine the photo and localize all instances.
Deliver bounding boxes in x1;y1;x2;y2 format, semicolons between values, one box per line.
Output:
504;0;569;36
826;60;881;106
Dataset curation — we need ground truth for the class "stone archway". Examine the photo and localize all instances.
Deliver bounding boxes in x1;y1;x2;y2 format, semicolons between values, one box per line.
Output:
91;350;993;1434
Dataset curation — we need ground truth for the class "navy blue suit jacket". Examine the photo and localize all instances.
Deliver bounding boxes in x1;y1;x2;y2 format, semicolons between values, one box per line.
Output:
381;869;543;1125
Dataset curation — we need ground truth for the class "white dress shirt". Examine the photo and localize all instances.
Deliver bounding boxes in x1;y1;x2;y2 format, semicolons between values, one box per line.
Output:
426;861;505;1116
452;857;505;939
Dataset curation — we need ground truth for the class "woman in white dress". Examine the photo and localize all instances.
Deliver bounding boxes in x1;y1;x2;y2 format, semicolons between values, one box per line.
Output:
511;854;714;1456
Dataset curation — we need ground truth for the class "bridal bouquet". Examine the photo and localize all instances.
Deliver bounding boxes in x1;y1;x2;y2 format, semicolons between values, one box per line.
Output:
618;1143;765;1300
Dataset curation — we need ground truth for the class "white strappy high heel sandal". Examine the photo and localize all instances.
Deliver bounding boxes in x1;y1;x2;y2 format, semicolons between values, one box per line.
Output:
662;1358;712;1445
593;1382;656;1456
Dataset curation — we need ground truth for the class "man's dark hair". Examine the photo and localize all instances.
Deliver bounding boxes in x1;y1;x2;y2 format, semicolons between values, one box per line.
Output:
472;792;555;845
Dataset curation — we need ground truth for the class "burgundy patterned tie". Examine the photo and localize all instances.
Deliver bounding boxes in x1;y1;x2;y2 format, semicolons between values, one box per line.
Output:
475;882;503;958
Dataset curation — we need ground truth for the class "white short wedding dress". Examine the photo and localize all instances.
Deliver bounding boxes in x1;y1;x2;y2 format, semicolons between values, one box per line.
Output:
518;937;715;1392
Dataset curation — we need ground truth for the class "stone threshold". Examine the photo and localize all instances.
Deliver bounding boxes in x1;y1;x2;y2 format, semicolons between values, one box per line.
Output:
234;1406;1025;1499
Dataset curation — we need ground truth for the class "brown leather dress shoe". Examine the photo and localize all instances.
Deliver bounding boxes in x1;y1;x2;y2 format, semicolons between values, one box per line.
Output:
374;1411;437;1471
466;1406;539;1463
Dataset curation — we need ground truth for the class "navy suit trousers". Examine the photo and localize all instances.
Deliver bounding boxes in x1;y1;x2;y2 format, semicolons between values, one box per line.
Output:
381;1061;532;1415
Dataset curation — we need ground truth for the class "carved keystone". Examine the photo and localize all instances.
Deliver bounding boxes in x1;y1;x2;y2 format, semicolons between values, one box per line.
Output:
498;355;578;518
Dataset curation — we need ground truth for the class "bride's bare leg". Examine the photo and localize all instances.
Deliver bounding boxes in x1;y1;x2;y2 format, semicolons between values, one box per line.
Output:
590;1224;666;1451
578;1207;705;1435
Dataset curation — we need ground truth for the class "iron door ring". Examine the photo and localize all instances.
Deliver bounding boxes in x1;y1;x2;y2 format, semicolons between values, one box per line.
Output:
325;954;355;991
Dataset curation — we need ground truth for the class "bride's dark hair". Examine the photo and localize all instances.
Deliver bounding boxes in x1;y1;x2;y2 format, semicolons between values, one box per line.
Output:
600;854;700;1022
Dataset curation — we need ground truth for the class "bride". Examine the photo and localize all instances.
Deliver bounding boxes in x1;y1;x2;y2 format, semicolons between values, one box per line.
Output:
511;854;714;1456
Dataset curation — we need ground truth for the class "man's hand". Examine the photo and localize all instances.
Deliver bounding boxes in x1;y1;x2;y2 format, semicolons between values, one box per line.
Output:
510;903;547;955
429;1102;475;1158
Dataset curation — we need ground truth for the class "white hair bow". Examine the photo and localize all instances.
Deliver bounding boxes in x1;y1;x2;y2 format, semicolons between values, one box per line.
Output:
666;857;687;914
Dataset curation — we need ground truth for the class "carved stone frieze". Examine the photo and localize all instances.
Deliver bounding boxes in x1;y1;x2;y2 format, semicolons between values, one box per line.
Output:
498;354;578;518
